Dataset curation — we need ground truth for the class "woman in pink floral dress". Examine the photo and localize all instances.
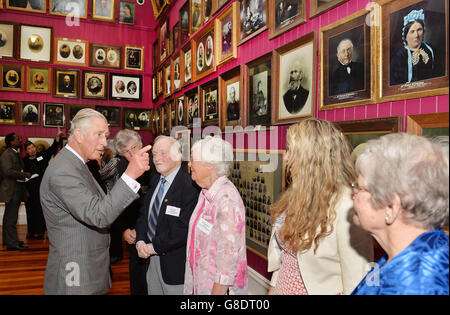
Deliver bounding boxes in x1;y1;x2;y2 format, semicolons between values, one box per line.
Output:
184;136;248;295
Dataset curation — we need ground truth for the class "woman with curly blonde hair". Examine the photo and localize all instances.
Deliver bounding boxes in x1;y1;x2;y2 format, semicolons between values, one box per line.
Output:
267;118;373;295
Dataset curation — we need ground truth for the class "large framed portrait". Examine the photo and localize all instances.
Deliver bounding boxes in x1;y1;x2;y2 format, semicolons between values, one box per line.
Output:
172;52;183;92
180;1;190;44
90;43;122;69
185;86;200;128
50;0;87;18
66;104;93;128
123;107;151;130
151;0;169;20
6;0;46;13
190;0;203;35
239;0;267;45
193;23;215;81
0;100;17;125
219;66;242;129
95;105;121;127
119;1;136;24
268;0;306;40
54;37;89;67
163;61;172;98
43;102;65;128
200;78;219;126
0;63;24;91
20;101;40;126
82;70;107;100
0;21;18;60
124;45;144;71
379;0;449;102
215;1;238;66
19;24;52;63
273;31;316;125
183;44;193;85
26;66;51;94
407;112;449;137
309;0;348;19
53;68;79;99
246;52;272;126
109;73;142;102
319;8;374;110
158;17;169;64
92;0;115;22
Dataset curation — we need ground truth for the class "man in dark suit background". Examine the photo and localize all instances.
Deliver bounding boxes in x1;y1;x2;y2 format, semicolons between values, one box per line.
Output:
135;135;200;295
59;74;74;94
283;60;309;114
329;38;364;96
0;133;31;251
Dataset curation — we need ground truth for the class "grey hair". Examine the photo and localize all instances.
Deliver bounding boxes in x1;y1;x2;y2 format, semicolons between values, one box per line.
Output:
356;133;449;229
106;139;118;155
113;129;142;154
191;136;233;177
68;108;107;142
153;135;182;161
336;38;353;54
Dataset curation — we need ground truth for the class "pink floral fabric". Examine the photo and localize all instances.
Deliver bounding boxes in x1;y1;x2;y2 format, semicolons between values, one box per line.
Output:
184;176;248;295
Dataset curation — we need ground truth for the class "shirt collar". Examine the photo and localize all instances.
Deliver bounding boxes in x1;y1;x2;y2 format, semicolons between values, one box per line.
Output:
161;165;181;186
66;144;85;164
201;176;228;202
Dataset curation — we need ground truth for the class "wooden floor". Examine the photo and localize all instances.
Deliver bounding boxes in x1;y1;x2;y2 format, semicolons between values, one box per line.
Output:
0;225;131;295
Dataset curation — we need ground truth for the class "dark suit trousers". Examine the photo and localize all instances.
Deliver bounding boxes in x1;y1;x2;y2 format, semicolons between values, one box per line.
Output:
2;183;25;247
126;243;148;295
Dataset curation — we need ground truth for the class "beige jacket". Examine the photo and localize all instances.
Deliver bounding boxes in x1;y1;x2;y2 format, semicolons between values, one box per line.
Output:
268;188;373;295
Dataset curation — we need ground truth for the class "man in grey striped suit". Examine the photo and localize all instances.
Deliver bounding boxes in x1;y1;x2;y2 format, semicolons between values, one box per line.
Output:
40;109;151;295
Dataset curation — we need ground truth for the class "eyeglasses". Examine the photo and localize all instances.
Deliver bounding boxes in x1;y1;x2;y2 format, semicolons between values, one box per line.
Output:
351;183;369;197
122;144;139;155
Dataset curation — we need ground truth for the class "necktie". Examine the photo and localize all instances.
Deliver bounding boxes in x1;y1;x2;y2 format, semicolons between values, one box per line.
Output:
148;177;166;241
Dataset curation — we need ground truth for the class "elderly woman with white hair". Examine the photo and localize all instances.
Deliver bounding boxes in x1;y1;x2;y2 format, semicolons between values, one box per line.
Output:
184;136;248;295
351;133;449;295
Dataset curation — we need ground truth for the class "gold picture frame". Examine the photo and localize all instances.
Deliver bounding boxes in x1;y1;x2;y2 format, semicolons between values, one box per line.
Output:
26;66;51;94
215;1;238;66
6;0;46;13
0;63;24;91
53;68;80;99
92;0;116;22
54;37;89;67
19;24;53;63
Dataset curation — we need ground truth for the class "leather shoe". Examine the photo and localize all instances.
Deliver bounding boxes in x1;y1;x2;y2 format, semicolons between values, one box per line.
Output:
6;245;29;251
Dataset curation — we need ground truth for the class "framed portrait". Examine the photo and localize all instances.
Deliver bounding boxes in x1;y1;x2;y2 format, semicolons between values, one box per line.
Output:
158;17;169;64
93;0;115;22
82;70;107;100
239;0;267;45
379;0;449;102
200;78;219;126
119;1;135;24
193;23;215;81
180;1;190;44
151;0;169;20
0;63;24;91
160;103;170;135
215;0;231;14
157;68;164;96
66;104;93;128
182;44;193;85
26;66;51;94
6;0;46;13
176;95;187;126
185;87;200;128
334;116;402;163
95;105;121;127
169;98;177;129
319;8;374;110
172;52;183;92
190;0;203;35
309;0;348;19
246;52;272;126
174;128;191;165
0;100;17;125
43;102;65;128
152;73;158;101
407;112;449;137
173;22;181;52
219;66;242;129
152;40;159;69
203;0;216;23
54;37;89;67
273;31;316;125
124;45;144;71
151;107;161;135
19;24;52;63
20;101;40;126
90;43;122;69
110;73;142;102
123;107;151;130
215;1;238;66
163;61;172;98
50;0;87;18
0;21;18;60
53;68;79;99
268;0;306;40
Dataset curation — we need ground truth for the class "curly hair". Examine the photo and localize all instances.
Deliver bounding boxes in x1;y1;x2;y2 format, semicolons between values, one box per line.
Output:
270;118;356;253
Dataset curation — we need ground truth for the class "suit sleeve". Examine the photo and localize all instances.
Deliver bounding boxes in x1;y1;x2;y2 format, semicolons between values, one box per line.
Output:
0;152;27;180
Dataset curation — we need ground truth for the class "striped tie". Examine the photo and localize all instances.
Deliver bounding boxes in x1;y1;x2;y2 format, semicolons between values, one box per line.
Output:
148;177;166;241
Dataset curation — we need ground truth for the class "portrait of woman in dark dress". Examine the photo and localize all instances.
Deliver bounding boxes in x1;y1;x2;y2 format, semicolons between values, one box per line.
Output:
390;9;443;85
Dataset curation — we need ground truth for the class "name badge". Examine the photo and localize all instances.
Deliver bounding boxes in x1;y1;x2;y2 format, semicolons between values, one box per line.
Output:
37;156;43;162
197;218;213;235
165;205;181;217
